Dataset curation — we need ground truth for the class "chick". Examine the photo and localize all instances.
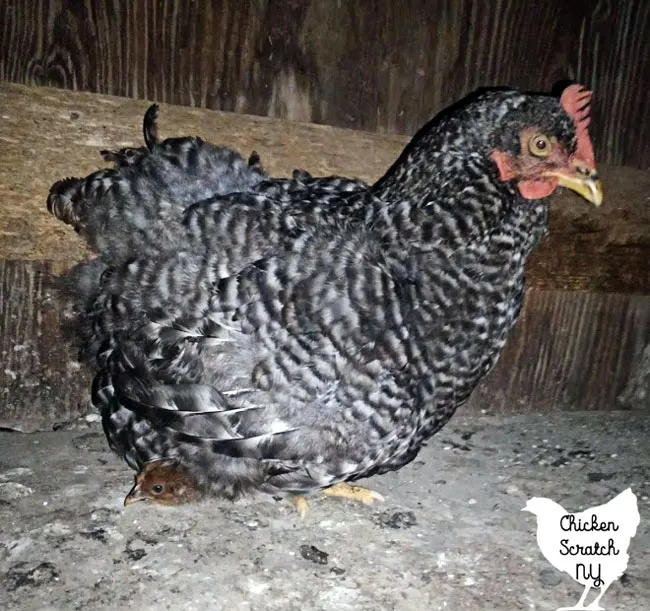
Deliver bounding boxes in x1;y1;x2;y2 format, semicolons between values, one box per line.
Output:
124;460;201;506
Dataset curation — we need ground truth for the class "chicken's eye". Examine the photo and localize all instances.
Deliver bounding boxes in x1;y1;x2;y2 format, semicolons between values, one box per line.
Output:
151;483;164;494
529;134;552;157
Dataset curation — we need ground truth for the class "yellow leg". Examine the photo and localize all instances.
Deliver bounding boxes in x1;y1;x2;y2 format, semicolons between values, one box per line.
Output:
289;483;384;518
290;495;310;519
322;482;385;505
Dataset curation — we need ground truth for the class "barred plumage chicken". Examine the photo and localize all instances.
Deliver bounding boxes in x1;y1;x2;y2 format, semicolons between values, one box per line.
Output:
49;85;602;512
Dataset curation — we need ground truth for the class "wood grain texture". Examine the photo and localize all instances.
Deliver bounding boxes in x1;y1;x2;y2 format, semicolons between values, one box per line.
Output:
0;82;406;263
1;0;648;168
468;290;650;413
0;260;93;432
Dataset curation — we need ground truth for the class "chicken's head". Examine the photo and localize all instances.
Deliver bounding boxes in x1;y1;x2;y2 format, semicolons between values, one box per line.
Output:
489;84;602;206
124;459;200;506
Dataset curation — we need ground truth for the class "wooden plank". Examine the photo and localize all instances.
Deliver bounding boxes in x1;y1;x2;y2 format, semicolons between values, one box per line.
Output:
0;83;649;294
0;82;406;264
1;0;648;168
468;290;650;413
0;260;93;432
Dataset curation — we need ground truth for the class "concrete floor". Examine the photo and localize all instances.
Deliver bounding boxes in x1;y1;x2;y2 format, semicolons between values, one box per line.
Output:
1;410;648;611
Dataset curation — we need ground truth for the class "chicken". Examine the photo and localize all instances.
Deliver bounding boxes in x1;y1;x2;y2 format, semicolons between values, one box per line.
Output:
49;84;602;512
123;459;383;518
523;488;640;610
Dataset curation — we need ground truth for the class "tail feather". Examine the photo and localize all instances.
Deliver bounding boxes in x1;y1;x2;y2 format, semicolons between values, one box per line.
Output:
171;427;299;461
47;176;85;229
143;103;159;151
98;104;159;167
100;146;148;166
103;371;301;468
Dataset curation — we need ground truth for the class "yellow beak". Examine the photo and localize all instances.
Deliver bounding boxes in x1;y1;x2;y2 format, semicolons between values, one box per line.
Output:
124;484;144;506
545;169;604;207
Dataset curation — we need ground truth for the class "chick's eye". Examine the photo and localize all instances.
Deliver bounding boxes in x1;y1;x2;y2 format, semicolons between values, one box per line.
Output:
151;484;164;494
529;134;552;157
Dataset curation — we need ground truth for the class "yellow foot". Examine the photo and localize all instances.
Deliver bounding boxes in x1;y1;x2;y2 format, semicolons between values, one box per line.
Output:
290;495;311;519
322;482;385;505
289;483;384;518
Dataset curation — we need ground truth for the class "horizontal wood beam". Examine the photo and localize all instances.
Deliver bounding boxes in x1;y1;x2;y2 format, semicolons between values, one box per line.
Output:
526;167;650;294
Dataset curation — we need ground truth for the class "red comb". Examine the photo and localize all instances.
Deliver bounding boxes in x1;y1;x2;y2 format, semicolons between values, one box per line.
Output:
560;84;596;169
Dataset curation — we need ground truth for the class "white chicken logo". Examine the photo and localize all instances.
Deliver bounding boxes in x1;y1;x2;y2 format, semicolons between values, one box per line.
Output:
523;488;640;610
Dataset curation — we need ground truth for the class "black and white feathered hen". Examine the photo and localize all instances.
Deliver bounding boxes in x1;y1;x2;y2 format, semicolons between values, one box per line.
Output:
48;85;602;511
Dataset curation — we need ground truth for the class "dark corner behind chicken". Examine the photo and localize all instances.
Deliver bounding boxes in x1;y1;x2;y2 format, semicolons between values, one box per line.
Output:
47;84;602;510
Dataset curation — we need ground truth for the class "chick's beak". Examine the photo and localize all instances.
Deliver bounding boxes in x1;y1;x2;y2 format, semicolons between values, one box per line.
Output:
124;483;144;506
545;165;604;207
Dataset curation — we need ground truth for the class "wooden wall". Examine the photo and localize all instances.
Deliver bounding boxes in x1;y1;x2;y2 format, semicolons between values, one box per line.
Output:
1;0;649;169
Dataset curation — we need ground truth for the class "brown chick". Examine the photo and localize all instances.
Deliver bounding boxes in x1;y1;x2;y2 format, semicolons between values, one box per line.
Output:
124;460;201;506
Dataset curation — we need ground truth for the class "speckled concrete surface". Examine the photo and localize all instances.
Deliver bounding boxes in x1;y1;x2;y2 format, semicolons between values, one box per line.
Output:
1;411;648;611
